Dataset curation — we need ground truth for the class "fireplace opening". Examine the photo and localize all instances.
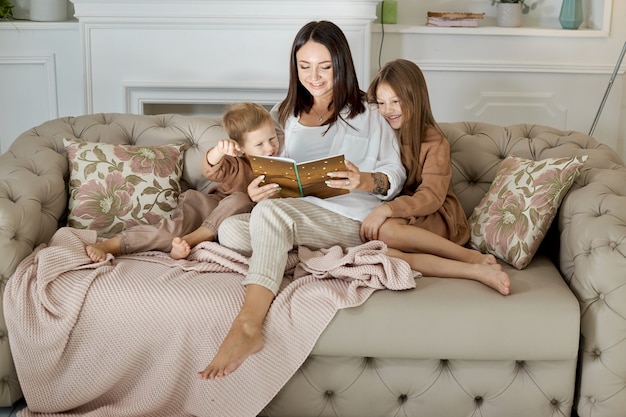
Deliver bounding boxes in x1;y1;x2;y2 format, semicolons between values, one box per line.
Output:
142;103;276;118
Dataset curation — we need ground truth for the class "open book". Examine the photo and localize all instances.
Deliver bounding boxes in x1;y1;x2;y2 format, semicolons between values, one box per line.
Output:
248;154;349;199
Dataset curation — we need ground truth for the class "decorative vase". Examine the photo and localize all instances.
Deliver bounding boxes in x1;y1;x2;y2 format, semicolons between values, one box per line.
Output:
559;0;583;30
30;0;67;22
497;3;522;28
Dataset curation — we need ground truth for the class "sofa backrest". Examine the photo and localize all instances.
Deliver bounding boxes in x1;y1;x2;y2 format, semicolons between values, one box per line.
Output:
1;114;624;282
439;122;624;218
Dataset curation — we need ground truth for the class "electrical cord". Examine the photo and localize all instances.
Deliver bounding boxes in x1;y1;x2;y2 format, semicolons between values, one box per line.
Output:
378;1;385;70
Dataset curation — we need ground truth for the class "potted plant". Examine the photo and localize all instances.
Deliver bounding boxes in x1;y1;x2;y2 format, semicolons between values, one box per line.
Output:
491;0;538;14
491;0;538;27
0;0;13;20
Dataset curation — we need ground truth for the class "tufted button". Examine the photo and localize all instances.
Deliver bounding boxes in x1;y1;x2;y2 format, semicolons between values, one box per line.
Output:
589;397;596;404
399;394;408;403
593;349;601;357
551;399;558;405
324;390;334;398
598;293;605;300
474;396;483;404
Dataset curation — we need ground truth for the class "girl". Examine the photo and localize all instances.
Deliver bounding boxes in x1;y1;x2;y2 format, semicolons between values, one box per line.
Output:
364;59;511;296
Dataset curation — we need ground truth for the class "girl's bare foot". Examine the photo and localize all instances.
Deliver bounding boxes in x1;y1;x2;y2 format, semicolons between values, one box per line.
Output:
467;249;497;265
477;264;511;296
198;318;265;380
170;237;191;260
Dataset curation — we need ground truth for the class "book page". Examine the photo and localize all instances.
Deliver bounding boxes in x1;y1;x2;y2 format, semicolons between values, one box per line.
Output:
249;154;349;198
296;155;349;198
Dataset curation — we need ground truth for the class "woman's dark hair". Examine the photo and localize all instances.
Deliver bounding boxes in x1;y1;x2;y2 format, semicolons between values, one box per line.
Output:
367;59;440;186
277;20;365;127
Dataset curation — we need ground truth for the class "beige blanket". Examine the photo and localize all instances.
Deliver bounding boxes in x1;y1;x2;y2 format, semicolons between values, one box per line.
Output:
4;227;416;417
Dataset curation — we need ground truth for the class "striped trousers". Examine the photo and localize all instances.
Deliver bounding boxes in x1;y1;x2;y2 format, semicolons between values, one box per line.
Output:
219;198;363;295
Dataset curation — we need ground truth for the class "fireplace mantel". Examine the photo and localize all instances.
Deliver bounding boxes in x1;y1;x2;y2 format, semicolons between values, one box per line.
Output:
71;0;380;114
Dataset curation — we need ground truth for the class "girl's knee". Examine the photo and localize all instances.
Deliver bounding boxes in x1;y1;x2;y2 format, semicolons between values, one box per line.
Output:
377;220;405;246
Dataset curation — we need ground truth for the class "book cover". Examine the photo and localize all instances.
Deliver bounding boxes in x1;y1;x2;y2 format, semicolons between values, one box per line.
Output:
427;11;485;19
249;154;349;199
427;17;480;27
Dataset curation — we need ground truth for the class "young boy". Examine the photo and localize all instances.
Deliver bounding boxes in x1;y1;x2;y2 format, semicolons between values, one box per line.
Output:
86;102;280;262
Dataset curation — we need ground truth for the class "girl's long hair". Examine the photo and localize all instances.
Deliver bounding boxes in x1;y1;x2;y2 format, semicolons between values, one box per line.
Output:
367;59;440;187
278;21;365;127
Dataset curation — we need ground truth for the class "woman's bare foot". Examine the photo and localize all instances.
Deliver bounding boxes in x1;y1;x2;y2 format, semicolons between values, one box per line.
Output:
170;237;191;260
198;318;265;380
476;264;511;296
86;237;121;262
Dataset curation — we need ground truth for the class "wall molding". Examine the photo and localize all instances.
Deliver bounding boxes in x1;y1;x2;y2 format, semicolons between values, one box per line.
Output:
465;92;567;128
73;0;379;114
124;82;286;114
414;60;622;75
0;54;59;120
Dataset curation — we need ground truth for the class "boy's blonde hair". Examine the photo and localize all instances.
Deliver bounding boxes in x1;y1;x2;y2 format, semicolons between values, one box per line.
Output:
222;102;272;145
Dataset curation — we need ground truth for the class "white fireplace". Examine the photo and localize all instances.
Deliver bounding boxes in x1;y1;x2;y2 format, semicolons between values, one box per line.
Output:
71;0;380;116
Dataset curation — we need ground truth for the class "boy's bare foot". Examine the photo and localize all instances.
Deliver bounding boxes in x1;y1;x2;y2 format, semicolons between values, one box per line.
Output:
477;264;511;296
86;237;121;262
170;237;191;260
198;318;264;380
86;244;108;262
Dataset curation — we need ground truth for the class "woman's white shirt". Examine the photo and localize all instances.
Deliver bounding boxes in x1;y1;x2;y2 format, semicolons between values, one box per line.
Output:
270;103;406;222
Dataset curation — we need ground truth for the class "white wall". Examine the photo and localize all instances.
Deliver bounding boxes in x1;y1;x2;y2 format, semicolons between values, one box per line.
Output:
0;21;82;153
0;0;625;162
370;0;626;159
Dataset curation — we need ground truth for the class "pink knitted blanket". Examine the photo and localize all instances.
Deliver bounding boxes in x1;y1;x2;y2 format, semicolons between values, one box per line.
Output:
5;227;416;417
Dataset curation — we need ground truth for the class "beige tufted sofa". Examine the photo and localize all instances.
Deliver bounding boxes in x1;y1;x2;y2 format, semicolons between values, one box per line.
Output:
1;113;625;417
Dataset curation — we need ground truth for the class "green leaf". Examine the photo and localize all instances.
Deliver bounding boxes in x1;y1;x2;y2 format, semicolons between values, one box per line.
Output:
85;163;97;177
93;147;107;162
131;202;141;218
126;175;145;186
169;178;180;190
156;201;175;212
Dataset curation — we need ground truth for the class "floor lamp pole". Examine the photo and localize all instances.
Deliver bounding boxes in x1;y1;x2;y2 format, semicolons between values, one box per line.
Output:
589;40;626;136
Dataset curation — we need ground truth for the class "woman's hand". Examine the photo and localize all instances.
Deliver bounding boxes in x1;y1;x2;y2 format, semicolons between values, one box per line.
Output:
247;175;280;203
326;160;362;191
359;203;392;242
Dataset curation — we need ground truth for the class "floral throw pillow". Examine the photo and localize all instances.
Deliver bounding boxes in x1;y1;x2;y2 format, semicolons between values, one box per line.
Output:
64;139;184;237
468;155;587;270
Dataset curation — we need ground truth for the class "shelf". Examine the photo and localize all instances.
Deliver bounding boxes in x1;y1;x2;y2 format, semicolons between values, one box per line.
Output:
0;19;78;30
371;23;609;38
372;0;612;39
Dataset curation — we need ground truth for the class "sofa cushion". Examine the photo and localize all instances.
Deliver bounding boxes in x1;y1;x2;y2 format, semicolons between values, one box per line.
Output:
467;155;586;269
313;256;579;361
64;139;184;237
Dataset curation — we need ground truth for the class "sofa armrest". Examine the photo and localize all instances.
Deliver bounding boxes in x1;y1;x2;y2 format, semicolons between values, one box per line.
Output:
559;162;626;417
0;132;68;282
0;124;68;406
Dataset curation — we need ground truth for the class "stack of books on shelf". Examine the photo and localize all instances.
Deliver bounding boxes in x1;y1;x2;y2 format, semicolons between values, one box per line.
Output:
426;11;485;27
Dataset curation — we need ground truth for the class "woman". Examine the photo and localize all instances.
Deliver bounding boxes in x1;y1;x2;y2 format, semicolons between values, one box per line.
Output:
198;21;406;380
363;59;510;296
